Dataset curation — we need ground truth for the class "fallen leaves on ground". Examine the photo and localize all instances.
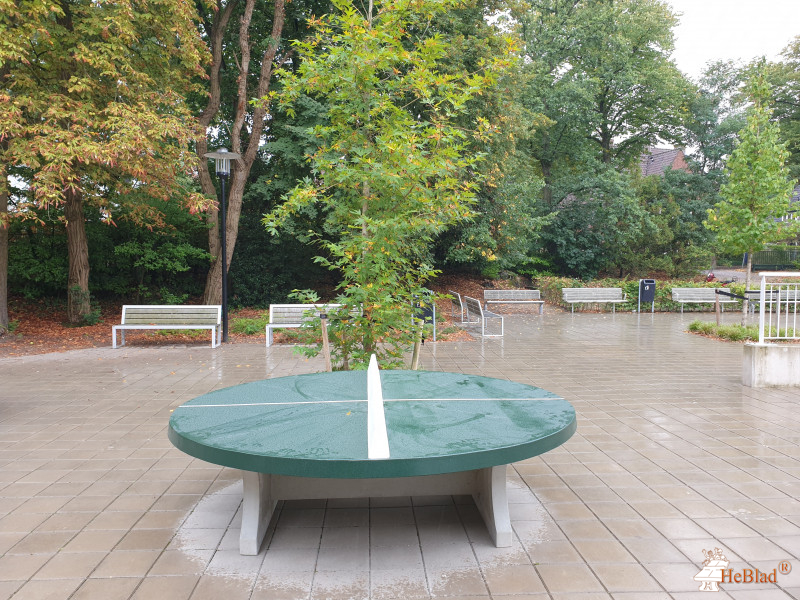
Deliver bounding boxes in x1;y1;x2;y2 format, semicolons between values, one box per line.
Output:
0;274;531;357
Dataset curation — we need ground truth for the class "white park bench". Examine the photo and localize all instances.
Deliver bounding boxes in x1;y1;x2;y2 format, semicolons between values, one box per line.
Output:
671;288;737;313
561;288;627;313
463;295;504;337
483;289;544;314
112;305;222;348
266;303;345;348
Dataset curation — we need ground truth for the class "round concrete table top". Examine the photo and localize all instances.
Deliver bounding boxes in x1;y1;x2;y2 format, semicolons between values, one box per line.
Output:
168;370;576;479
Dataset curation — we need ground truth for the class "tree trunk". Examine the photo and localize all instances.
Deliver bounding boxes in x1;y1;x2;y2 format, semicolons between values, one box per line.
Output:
741;248;753;326
0;70;8;333
64;187;91;323
200;0;286;305
541;160;553;207
0;172;8;334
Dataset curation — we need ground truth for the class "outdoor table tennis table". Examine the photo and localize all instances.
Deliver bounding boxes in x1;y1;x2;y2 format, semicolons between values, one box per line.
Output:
168;361;576;555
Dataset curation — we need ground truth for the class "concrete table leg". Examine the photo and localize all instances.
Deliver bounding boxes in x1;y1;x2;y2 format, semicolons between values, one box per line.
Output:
238;465;512;555
473;465;512;547
240;471;277;556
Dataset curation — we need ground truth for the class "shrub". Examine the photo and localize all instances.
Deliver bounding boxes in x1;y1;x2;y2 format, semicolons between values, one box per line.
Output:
687;320;797;342
536;276;742;313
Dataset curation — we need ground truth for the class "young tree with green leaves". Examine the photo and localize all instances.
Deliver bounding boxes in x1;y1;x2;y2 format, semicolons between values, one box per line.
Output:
264;0;507;369
706;64;797;323
0;0;207;323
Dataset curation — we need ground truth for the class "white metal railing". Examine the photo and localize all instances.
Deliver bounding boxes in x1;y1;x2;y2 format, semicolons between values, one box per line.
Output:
757;272;800;344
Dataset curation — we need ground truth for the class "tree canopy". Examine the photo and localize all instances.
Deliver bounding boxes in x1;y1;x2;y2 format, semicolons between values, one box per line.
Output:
706;64;797;320
1;0;209;321
264;0;507;367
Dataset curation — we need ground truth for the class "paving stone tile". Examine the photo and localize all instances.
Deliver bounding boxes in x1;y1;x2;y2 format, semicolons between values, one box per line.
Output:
3;314;800;598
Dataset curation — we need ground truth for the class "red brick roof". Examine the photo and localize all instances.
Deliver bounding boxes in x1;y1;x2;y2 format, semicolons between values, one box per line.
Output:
640;147;690;176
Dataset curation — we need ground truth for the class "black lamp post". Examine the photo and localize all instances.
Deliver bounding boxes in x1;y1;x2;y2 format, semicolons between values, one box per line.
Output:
204;148;241;343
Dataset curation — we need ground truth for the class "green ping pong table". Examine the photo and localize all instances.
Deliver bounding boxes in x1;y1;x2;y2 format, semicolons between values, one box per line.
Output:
168;361;576;555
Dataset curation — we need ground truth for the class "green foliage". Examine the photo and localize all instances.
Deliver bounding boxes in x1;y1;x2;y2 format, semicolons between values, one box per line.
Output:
441;151;552;273
707;65;798;257
428;3;548;274
582;0;690;165
500;0;702;281
7;217;69;298
540;166;651;279
685;61;747;173
265;0;507;368
519;0;691;169
1;0;207;210
231;312;270;336
229;159;330;308
7;199;211;302
537;276;742;313
157;289;190;305
1;0;210;321
766;36;800;181
625;169;717;277
687;320;795;342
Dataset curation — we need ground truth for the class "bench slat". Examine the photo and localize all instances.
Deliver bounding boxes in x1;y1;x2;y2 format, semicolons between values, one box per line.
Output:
561;288;626;313
483;289;544;315
671;288;737;313
266;303;351;347
483;289;541;301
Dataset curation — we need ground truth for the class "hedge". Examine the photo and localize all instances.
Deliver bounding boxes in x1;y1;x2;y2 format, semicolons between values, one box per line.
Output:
535;276;745;313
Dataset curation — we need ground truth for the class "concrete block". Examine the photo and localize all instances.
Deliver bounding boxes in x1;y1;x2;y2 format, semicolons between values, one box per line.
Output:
743;342;800;387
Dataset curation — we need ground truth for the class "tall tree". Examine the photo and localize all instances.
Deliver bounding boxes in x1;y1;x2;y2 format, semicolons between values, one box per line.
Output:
0;162;7;334
706;64;797;323
578;0;690;167
194;0;290;306
265;0;506;368
1;0;207;322
427;1;549;274
766;36;800;180
684;61;747;174
518;0;600;205
0;0;56;333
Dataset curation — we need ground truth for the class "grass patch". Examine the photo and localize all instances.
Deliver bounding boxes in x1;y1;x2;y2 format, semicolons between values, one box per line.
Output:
155;329;206;338
688;320;796;342
231;313;269;336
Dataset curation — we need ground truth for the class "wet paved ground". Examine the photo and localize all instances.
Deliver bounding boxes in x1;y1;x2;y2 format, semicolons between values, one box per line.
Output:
2;309;800;599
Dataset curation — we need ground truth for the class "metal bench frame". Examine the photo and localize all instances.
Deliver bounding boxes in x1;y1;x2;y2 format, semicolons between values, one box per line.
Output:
112;305;222;348
463;295;504;337
561;288;627;313
449;290;467;323
483;289;544;315
671;288;737;313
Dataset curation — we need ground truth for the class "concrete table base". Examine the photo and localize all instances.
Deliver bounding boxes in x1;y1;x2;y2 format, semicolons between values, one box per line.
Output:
240;465;510;555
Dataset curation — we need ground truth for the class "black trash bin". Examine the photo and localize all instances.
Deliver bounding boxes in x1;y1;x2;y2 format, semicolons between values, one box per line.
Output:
638;279;656;312
413;293;437;341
